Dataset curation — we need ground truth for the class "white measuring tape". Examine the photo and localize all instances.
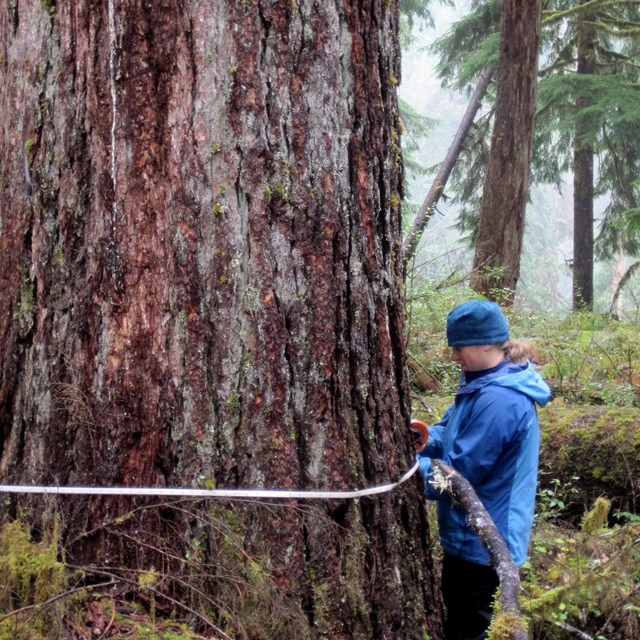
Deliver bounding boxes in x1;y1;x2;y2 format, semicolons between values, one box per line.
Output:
0;460;419;500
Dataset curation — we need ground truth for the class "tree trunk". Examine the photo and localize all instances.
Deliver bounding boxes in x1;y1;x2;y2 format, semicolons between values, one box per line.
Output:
470;0;542;303
402;64;494;272
610;243;625;318
0;1;442;638
572;14;597;311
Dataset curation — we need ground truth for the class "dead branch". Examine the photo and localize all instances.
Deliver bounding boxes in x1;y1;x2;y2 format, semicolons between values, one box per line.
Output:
533;615;595;639
403;65;495;269
0;580;115;626
432;460;529;640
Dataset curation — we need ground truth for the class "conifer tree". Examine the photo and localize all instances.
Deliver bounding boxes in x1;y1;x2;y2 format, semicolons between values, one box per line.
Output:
469;0;542;302
536;1;640;309
429;0;640;310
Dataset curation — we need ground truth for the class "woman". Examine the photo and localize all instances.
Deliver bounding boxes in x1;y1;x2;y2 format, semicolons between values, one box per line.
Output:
416;300;551;640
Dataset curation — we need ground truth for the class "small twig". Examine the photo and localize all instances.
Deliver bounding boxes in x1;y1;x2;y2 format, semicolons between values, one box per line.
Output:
96;597;117;639
69;565;234;640
0;580;115;625
613;440;638;512
69;621;90;640
66;498;184;546
535;615;595;639
54;602;69;639
410;393;435;414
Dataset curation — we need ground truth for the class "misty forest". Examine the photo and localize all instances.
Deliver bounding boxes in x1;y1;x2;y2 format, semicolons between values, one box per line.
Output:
0;1;639;639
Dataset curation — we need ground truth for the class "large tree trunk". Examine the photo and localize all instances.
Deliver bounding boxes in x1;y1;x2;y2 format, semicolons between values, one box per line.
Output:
572;14;597;311
0;1;442;638
470;0;542;303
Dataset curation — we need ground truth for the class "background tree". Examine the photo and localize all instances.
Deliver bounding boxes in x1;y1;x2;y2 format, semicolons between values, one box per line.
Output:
469;0;543;301
536;0;640;310
428;0;640;310
572;8;597;309
0;1;442;638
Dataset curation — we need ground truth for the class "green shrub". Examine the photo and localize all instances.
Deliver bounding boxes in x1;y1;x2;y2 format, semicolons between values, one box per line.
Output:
406;285;640;408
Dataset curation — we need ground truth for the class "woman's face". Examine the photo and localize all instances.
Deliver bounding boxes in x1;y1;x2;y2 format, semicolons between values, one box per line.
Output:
450;345;504;372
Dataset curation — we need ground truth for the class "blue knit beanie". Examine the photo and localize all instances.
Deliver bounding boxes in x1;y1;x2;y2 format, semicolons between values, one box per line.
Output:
446;300;510;347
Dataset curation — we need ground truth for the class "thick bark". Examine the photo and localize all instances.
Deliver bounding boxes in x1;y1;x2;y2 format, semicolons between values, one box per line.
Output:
572;15;597;311
0;1;442;638
402;65;494;271
470;0;542;303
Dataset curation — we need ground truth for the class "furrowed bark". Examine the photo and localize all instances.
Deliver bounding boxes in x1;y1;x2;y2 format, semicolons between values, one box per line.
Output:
0;1;442;638
470;0;542;302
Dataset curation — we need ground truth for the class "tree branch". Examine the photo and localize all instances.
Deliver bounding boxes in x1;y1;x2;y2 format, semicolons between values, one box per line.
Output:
432;460;529;640
402;65;494;271
0;580;115;626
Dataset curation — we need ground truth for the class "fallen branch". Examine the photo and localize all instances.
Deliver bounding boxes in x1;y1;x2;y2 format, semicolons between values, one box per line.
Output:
432;460;528;640
0;579;115;626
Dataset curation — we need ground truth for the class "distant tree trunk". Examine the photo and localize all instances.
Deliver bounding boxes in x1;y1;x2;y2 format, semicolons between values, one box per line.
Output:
402;64;494;272
0;1;442;638
470;0;542;303
572;14;597;311
611;244;625;318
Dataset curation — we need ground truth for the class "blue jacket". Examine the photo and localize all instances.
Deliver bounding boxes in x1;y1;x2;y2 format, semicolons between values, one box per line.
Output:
417;360;551;567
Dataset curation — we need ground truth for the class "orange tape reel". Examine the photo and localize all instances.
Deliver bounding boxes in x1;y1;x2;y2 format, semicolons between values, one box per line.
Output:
410;418;429;451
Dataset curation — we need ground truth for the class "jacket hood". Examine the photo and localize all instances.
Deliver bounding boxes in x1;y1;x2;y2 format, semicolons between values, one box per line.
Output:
457;361;552;408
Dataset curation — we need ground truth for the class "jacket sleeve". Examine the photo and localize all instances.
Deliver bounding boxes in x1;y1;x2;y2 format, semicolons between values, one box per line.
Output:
418;388;532;500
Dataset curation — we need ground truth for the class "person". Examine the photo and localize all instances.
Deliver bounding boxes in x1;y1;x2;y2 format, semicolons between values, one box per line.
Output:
415;299;551;640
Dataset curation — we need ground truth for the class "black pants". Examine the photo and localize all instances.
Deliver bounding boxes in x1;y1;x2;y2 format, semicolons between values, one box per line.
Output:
441;553;500;640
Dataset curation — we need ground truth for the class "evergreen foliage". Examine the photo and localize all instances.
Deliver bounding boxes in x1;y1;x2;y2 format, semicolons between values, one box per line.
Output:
431;0;501;88
399;0;441;46
426;0;640;294
399;97;437;192
536;0;640;261
428;1;499;243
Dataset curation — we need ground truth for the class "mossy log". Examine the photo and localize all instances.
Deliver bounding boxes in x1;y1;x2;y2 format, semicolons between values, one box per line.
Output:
538;400;640;518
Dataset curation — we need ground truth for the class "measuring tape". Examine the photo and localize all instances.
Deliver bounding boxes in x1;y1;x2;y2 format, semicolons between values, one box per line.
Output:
0;460;420;500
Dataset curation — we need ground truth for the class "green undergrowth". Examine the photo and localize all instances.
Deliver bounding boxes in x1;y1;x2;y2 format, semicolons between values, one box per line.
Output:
0;504;310;640
407;284;640;407
0;518;68;639
522;497;640;639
